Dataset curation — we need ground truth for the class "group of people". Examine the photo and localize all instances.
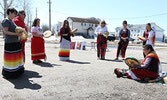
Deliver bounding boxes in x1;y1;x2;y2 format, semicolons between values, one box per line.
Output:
1;8;160;82
95;20;131;60
1;8;46;79
113;23;159;81
95;19;159;82
1;8;74;79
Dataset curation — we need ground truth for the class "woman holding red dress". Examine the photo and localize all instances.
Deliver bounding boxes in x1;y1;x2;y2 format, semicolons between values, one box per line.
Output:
95;20;108;60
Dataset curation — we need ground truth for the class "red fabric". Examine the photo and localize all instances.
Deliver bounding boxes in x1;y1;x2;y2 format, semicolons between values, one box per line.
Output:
116;41;128;58
141;53;160;64
97;34;107;58
59;51;70;57
31;37;45;60
130;69;158;80
13;16;28;62
70;42;75;49
13;16;28;32
152;32;156;46
143;31;149;39
122;33;126;37
77;42;81;49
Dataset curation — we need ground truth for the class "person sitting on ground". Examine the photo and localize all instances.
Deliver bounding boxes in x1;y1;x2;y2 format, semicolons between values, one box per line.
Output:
114;44;160;81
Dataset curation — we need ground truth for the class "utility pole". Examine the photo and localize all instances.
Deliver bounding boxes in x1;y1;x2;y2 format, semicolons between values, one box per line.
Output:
36;7;37;18
30;14;32;28
48;0;51;31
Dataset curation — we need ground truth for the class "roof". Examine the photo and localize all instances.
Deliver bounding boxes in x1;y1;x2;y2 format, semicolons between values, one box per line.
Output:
115;23;165;31
67;17;100;24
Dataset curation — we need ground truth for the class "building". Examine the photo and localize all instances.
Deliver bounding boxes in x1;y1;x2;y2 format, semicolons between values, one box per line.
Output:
115;23;165;42
55;21;62;32
67;17;100;38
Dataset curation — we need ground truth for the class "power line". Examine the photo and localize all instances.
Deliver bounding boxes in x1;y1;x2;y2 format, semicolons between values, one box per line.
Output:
103;13;167;20
50;10;167;20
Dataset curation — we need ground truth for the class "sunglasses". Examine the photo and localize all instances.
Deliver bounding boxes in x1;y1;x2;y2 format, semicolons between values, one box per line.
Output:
22;13;26;16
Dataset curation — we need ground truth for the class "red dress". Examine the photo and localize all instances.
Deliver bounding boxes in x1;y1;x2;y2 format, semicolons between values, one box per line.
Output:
31;27;45;60
13;16;28;62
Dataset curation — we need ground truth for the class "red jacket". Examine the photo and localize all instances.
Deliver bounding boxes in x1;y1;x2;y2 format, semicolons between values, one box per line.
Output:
13;16;28;42
13;16;28;32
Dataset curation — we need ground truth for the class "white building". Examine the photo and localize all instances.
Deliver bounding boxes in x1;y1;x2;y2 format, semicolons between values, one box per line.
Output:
67;17;100;37
115;23;165;42
55;21;62;32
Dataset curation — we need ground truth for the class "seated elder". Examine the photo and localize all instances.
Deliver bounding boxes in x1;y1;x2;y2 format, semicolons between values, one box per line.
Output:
114;44;160;81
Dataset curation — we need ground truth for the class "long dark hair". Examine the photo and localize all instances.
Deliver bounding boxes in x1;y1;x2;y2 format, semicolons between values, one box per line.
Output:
146;23;153;32
32;18;40;27
143;44;154;52
62;20;70;30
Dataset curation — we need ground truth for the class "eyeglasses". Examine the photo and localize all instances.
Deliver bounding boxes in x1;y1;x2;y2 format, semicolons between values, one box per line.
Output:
101;23;105;24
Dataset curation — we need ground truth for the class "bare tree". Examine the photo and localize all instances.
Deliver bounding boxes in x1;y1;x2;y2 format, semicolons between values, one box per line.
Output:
51;26;56;35
42;24;49;32
0;0;32;33
0;0;15;18
17;0;32;32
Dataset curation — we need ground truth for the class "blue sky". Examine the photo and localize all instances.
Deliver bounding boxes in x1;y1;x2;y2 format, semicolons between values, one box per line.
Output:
31;0;167;33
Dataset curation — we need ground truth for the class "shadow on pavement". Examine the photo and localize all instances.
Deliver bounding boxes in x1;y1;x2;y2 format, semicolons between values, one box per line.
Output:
65;60;91;64
104;59;123;62
33;62;62;67
161;62;167;65
7;70;42;90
